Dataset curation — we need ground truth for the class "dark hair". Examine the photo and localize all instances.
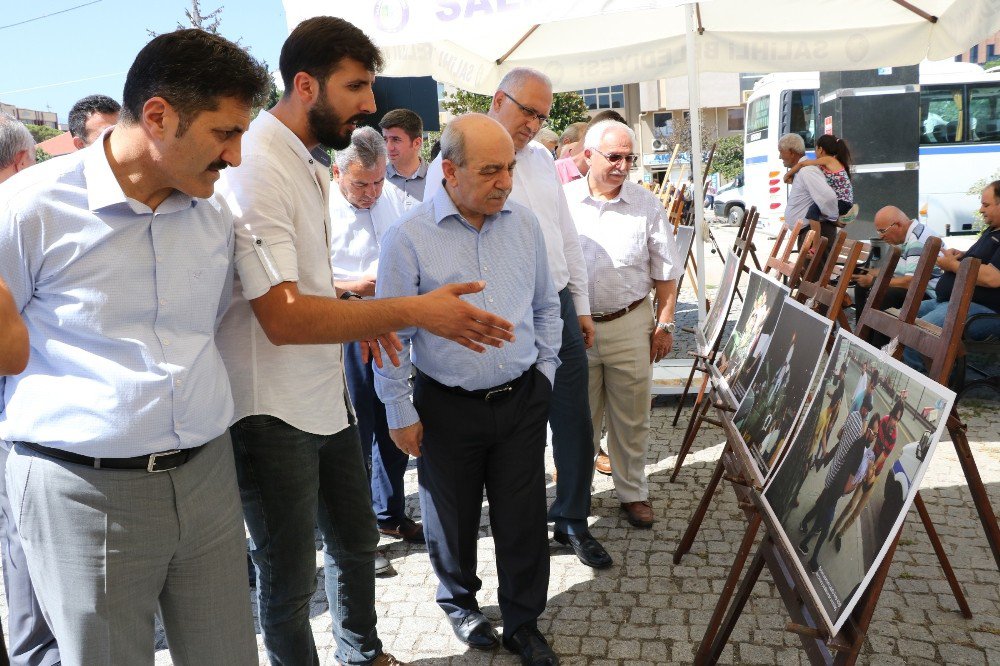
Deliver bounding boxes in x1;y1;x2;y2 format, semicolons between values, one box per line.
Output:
121;29;270;134
862;394;874;413
69;95;121;139
890;400;904;420
987;180;1000;201
429;139;442;161
815;134;853;181
589;109;626;125
867;412;881;430
379;108;423;140
279;16;383;94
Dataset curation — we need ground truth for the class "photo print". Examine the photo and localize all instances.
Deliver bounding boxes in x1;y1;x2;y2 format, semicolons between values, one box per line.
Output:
699;250;741;354
762;330;955;635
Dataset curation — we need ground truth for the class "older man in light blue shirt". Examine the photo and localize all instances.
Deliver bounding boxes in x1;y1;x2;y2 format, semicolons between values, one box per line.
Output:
375;114;562;665
0;29;269;664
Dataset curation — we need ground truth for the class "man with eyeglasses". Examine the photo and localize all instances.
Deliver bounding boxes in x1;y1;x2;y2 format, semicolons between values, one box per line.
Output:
426;68;610;569
564;120;683;529
854;205;941;344
904;181;1000;371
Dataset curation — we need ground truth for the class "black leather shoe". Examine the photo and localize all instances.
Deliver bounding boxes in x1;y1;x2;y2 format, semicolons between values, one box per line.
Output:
450;612;499;650
503;625;559;665
553;529;613;569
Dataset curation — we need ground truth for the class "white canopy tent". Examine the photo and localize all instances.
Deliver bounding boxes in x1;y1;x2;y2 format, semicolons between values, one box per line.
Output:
281;0;1000;316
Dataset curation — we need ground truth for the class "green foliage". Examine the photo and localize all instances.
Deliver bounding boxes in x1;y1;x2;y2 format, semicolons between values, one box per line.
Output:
983;59;1000;71
439;89;590;134
24;124;61;144
713;134;744;182
35;147;52;163
421;130;441;163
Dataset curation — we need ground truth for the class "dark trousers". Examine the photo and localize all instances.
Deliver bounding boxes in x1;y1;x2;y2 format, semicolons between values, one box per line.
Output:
853;285;908;348
0;445;60;666
344;341;410;525
547;288;595;531
796;219;839;266
415;368;551;639
800;485;840;567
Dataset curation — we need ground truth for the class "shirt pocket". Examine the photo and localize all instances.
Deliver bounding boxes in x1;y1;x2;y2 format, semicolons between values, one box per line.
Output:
611;229;646;269
187;253;231;334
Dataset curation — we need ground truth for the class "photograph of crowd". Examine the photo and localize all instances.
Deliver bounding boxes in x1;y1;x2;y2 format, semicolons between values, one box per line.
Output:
762;330;955;634
699;250;741;353
712;270;788;405
731;298;831;480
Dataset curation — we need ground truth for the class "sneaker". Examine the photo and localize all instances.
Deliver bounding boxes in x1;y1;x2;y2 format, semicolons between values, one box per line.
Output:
375;551;396;577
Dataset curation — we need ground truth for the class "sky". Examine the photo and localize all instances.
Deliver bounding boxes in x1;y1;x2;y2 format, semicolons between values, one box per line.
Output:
0;0;289;125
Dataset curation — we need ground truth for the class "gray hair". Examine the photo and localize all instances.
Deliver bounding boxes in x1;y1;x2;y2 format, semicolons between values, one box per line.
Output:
440;117;469;166
584;119;636;152
778;133;805;155
334;125;387;172
535;127;558;146
0;112;35;171
496;67;552;97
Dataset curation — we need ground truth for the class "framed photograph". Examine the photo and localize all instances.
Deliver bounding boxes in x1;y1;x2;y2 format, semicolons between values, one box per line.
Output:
712;269;789;406
699;250;741;355
761;330;955;635
731;297;832;481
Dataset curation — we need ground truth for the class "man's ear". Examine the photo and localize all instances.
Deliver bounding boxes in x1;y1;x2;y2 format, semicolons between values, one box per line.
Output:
14;149;33;171
291;71;321;105
491;89;505;113
441;158;458;185
72;136;86;151
141;97;172;141
331;164;341;181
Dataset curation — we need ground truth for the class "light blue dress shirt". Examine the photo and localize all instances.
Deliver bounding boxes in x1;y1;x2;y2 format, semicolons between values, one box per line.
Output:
373;187;562;429
0;137;234;457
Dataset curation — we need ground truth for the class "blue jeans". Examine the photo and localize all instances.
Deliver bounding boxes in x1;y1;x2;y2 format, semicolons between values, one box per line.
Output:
344;341;410;526
547;288;595;533
903;299;1000;372
230;416;381;666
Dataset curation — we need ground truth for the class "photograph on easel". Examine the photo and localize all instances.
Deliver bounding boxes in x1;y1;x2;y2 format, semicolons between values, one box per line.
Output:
712;269;788;405
731;298;832;481
698;250;741;354
761;330;955;634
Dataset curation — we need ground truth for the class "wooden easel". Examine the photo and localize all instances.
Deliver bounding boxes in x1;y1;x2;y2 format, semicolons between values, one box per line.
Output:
795;231;867;334
691;241;983;665
670;223;824;482
671;207;761;428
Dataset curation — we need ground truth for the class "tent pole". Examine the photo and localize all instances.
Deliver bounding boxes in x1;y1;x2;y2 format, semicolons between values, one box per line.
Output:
685;4;707;320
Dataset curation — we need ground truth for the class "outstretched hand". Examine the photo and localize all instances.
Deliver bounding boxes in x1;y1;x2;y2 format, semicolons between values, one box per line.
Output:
419;281;515;353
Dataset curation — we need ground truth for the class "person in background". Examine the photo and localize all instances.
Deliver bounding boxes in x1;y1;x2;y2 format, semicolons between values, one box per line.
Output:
379;107;427;208
557;121;588;159
535;126;559;156
783;133;857;222
778;133;839;255
0;113;34;182
67;94;121;150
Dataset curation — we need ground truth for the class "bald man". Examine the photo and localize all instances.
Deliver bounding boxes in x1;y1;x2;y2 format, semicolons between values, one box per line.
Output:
376;114;562;665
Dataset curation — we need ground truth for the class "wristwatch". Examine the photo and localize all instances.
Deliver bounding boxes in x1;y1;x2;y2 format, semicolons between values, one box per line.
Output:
656;321;676;334
340;291;363;301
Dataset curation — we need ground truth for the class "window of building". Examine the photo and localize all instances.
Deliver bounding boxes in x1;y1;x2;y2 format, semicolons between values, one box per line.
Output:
579;84;626;110
653;111;673;139
727;107;745;131
970;45;980;63
988;43;997;59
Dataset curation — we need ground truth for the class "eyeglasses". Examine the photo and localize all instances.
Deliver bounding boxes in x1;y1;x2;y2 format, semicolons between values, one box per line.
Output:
875;220;900;237
501;91;549;127
592;148;639;166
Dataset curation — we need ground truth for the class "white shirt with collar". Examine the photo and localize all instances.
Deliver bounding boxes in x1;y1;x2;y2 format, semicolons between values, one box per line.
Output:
425;140;591;316
329;183;405;281
216;110;351;437
784;155;838;229
564;177;684;314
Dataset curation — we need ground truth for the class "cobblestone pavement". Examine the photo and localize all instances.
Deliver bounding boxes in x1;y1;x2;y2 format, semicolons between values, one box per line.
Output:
7;221;1000;665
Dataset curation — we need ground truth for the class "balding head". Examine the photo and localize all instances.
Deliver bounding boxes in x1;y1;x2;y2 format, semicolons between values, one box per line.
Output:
441;114;515;228
873;206;911;244
490;67;553;151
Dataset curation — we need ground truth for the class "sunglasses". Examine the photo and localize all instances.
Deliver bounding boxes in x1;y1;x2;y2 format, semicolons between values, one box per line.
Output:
592;148;639;166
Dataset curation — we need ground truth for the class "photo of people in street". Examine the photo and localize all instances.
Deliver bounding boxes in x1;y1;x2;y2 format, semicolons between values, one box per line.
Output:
712;270;788;405
732;298;831;480
762;330;955;635
699;250;741;354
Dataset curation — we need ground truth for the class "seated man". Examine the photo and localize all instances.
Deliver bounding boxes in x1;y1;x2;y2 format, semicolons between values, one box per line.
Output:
904;181;1000;371
854;205;940;345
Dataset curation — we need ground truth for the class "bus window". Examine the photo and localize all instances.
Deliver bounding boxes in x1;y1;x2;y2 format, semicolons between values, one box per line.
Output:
969;85;1000;142
786;90;817;149
745;95;769;143
920;86;963;143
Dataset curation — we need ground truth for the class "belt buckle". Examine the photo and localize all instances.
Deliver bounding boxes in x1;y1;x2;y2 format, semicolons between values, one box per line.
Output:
147;449;182;473
484;385;513;401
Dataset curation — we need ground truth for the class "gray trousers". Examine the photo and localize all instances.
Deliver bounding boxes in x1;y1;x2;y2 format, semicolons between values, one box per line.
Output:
5;433;256;666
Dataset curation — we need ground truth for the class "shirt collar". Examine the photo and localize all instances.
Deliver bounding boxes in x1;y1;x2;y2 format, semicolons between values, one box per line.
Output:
387;158;427;181
570;175;631;205
257;110;325;171
83;127;196;214
431;183;511;227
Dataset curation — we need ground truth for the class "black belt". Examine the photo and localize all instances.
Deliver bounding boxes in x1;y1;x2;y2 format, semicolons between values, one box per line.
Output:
416;368;530;402
15;441;206;473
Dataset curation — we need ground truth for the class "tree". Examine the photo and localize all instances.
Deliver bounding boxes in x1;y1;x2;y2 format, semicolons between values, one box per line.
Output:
35;148;53;164
440;89;591;134
669;110;719;170
24;124;61;144
149;0;223;37
713;134;744;182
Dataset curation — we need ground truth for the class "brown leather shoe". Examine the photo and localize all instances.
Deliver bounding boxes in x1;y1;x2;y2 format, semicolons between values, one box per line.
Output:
378;516;425;543
372;653;408;666
595;450;612;476
621;501;654;528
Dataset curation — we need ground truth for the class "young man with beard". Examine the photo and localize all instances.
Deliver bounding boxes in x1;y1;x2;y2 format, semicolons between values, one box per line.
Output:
216;17;515;666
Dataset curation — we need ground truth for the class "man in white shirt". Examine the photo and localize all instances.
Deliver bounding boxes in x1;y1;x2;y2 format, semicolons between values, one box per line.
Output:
564;120;684;529
426;68;610;569
329;127;424;570
380;108;427;208
216;17;514;666
779;133;839;255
